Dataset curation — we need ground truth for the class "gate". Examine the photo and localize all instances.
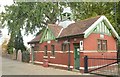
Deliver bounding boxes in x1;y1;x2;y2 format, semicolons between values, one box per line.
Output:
84;56;120;76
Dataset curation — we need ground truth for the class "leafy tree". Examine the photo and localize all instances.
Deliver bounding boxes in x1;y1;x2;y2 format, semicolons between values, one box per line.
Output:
14;30;26;59
1;2;63;35
7;31;15;54
116;1;120;36
1;2;64;54
1;2;120;54
68;2;120;35
14;30;26;52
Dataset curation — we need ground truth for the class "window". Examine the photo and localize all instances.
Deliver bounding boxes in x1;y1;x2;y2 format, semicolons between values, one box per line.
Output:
102;40;107;51
51;45;55;56
98;39;107;51
44;45;47;56
61;43;67;52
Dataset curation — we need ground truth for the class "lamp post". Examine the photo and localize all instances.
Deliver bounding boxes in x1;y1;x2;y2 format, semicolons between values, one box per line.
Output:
64;40;70;71
31;44;35;64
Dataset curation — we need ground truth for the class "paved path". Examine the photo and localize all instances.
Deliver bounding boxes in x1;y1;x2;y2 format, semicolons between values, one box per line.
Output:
2;57;83;75
1;45;103;76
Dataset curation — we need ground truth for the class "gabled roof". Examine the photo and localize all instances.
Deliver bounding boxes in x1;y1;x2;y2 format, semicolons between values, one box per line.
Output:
28;15;120;44
28;32;43;44
83;15;119;40
48;24;63;37
59;16;101;38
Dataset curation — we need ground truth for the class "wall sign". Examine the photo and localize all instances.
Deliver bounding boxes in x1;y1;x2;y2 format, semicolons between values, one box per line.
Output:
80;40;83;50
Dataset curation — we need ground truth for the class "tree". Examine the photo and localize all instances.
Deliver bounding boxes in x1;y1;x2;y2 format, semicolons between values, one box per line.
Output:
14;30;26;52
68;2;120;35
1;2;63;35
116;1;120;36
1;2;64;54
7;31;15;54
1;2;120;54
14;30;26;59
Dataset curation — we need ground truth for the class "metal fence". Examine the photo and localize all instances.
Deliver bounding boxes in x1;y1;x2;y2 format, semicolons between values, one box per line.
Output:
84;56;120;76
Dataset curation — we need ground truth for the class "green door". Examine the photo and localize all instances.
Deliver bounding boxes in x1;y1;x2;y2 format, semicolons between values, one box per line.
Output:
74;46;80;70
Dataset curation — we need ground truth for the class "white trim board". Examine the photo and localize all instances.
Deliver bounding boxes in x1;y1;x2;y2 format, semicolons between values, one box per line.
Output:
34;61;73;68
33;61;117;70
34;51;74;53
84;15;120;40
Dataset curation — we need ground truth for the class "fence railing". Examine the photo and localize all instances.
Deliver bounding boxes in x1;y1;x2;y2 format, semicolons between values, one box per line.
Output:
84;56;120;76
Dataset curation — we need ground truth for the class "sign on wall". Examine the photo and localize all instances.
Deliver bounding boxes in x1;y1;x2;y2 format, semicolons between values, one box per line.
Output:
80;41;83;50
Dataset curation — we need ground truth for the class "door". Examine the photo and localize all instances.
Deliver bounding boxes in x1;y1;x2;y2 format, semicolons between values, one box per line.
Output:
74;44;80;70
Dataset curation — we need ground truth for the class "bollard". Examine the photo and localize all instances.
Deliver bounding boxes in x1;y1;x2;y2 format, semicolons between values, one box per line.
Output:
84;56;88;73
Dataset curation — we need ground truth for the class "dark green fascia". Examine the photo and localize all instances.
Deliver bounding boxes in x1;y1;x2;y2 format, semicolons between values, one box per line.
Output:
39;27;56;43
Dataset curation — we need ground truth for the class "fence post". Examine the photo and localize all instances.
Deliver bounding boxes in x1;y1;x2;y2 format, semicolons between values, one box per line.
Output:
84;56;88;73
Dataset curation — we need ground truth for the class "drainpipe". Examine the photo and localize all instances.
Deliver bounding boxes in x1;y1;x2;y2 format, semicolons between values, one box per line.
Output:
68;40;70;71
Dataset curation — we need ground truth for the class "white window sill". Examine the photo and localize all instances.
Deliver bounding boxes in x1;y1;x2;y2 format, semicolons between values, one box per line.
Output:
50;56;55;59
43;56;48;58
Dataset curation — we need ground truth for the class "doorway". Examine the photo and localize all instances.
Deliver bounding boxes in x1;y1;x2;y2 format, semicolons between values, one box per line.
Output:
74;43;80;70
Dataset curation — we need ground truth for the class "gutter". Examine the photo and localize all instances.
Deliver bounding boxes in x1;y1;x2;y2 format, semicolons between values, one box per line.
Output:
56;33;84;39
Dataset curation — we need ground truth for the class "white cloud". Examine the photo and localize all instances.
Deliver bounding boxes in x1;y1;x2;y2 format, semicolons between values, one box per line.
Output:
0;0;14;13
0;0;13;6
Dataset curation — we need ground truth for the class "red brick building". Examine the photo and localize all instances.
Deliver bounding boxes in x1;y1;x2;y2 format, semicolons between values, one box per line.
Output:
28;15;119;71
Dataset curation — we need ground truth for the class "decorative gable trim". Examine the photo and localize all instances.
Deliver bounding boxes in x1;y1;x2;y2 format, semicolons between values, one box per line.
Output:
84;15;120;40
39;28;47;43
40;27;56;43
93;21;111;36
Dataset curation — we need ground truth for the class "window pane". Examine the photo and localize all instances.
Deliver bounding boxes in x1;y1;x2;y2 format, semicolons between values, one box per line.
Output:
102;40;107;51
61;43;67;52
51;45;55;56
98;39;107;51
44;45;47;56
63;44;67;52
98;40;102;51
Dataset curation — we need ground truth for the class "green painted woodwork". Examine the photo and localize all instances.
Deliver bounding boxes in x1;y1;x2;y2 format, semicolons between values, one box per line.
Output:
40;28;47;43
84;20;112;38
74;45;80;70
40;27;55;43
93;21;112;36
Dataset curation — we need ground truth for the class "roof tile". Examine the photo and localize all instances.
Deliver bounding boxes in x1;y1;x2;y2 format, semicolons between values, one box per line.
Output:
59;16;101;37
